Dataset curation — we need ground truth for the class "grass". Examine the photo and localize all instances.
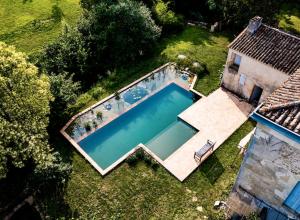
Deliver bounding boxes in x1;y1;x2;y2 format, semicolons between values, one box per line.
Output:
277;2;300;35
42;27;250;220
69;26;231;114
0;0;82;54
0;4;237;217
43;120;255;219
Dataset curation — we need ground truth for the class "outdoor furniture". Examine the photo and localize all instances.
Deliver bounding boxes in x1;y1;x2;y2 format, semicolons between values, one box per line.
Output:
194;140;216;162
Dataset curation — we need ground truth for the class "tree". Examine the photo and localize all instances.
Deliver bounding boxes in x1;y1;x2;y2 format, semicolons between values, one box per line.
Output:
48;72;81;129
39;25;90;84
0;42;53;178
78;0;161;68
153;0;184;34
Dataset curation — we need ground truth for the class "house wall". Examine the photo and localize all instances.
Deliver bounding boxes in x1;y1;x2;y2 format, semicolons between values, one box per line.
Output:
232;123;300;218
222;49;289;103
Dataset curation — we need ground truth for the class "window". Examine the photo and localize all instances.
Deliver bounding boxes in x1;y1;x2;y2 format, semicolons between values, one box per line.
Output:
228;53;242;73
284;182;300;214
239;74;246;86
234;54;242;66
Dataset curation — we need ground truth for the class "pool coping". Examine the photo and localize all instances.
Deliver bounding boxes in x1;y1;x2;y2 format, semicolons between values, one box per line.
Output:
60;63;203;177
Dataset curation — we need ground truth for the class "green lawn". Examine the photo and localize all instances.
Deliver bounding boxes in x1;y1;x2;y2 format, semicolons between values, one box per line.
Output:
69;26;231;114
41;26;253;220
0;0;82;54
277;3;300;35
0;4;242;218
43;120;255;219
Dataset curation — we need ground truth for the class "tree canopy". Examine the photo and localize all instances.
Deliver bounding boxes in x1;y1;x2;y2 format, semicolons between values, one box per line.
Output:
78;0;161;68
0;42;53;178
39;26;89;84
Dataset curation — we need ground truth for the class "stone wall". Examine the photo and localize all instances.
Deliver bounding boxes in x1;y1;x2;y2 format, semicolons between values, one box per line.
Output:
222;49;289;103
231;123;300;218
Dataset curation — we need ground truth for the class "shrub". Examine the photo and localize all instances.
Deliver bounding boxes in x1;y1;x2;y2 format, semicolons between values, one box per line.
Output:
39;25;90;86
126;155;138;166
90;86;104;100
115;91;121;101
126;148;160;170
84;122;92;131
153;0;184;34
92;120;98;128
72;93;93;111
151;163;159;171
176;56;208;75
78;0;161;68
51;4;64;22
96;111;103;120
144;155;153;166
135;149;145;160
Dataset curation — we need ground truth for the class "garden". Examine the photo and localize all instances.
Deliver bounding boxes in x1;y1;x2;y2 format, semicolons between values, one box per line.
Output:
0;0;298;219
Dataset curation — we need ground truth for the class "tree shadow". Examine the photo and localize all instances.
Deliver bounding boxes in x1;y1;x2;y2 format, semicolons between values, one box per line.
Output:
199;154;225;184
23;0;33;3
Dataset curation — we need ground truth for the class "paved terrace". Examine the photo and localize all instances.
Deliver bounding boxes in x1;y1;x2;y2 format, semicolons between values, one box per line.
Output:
162;88;252;181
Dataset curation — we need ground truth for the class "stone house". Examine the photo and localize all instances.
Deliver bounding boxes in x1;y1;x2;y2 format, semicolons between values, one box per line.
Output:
221;16;300;105
228;69;300;219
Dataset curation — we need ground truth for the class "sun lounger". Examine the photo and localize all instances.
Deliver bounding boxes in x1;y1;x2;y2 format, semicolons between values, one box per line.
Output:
194;140;216;162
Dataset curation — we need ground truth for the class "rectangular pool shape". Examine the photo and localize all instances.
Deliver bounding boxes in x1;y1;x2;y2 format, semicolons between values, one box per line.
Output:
79;83;198;170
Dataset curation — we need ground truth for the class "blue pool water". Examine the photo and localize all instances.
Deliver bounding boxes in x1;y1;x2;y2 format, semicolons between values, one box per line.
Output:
79;83;198;170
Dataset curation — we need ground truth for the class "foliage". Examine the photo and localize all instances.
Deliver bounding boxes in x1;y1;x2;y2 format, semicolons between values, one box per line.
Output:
84;122;91;131
176;56;208;75
153;0;184;34
115;91;121;100
48;73;81;129
51;4;64;22
45;120;255;219
30;152;72;193
0;0;82;54
174;0;284;29
78;0;161;68
80;0;118;10
277;2;300;35
96;111;103;120
126;148;159;169
0;42;54;179
39;25;90;84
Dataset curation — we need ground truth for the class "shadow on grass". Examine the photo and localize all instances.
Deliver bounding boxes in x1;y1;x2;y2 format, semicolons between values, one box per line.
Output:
199;154;225;184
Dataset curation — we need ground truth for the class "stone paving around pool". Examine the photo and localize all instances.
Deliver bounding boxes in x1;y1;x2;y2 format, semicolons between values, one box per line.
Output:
161;88;253;181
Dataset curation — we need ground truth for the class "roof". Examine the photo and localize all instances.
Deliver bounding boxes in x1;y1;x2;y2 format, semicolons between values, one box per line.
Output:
258;69;300;135
229;22;300;75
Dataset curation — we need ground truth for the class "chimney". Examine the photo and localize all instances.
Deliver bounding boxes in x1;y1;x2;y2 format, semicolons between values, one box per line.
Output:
247;16;263;34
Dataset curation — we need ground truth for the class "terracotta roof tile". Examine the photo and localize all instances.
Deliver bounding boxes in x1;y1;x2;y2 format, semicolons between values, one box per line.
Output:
229;23;300;75
258;69;300;134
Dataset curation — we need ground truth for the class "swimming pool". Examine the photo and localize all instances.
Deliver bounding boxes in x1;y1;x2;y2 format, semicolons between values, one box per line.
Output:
78;83;198;170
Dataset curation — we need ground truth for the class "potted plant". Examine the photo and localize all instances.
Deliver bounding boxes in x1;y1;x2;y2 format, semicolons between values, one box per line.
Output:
84;122;91;131
115;91;121;101
92;120;97;128
96;111;103;121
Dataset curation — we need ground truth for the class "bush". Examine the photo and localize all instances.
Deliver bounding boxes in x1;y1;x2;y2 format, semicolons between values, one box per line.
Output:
51;4;64;21
84;122;92;131
153;0;184;34
96;111;103;120
39;25;91;86
144;156;152;166
126;155;138;166
78;0;161;68
125;148;159;170
135;149;145;160
90;86;104;100
176;56;208;75
92;120;98;128
68;93;92;115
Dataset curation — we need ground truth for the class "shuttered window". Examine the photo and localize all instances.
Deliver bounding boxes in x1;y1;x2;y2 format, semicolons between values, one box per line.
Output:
284;182;300;214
